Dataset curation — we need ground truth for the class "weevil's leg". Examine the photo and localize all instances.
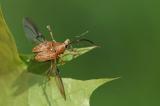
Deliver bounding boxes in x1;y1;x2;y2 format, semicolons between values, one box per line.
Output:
46;67;52;81
46;25;56;42
51;59;66;100
46;60;57;81
53;57;63;72
46;60;55;81
57;67;60;73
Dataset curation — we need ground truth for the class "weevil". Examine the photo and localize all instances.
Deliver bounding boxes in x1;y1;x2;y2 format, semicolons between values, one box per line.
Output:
23;17;95;100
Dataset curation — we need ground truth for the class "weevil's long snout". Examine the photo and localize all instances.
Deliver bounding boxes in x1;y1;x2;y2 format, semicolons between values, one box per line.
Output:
64;39;70;47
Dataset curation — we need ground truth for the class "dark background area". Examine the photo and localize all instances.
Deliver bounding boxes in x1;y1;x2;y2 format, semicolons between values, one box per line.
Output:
1;0;160;106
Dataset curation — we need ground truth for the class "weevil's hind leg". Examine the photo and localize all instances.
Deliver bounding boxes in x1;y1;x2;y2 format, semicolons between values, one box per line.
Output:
51;60;66;100
46;60;57;80
46;67;52;81
46;25;56;42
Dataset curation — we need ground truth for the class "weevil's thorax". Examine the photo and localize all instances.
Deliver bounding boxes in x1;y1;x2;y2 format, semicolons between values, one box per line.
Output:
53;42;66;55
53;39;70;55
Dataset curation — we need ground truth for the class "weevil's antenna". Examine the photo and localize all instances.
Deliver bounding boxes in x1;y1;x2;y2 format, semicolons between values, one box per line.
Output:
46;25;56;42
69;30;96;46
69;38;95;45
75;30;89;38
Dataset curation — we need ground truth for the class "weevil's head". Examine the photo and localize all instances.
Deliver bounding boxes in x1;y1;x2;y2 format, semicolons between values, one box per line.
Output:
64;39;70;48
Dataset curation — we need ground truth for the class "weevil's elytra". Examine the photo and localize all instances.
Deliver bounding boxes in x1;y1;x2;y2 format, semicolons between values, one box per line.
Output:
32;41;67;62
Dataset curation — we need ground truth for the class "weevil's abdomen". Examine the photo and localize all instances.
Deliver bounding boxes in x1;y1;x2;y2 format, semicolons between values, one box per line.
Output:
34;50;57;62
32;41;53;52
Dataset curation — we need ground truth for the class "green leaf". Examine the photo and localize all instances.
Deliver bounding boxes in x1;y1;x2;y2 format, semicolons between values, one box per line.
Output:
0;8;118;106
26;76;118;106
58;46;98;65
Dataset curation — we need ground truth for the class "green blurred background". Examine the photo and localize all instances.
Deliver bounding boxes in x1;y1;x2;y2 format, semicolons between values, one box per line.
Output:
1;0;160;106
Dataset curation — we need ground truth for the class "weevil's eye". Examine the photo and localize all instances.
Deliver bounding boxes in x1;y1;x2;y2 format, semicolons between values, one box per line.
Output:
65;44;69;48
